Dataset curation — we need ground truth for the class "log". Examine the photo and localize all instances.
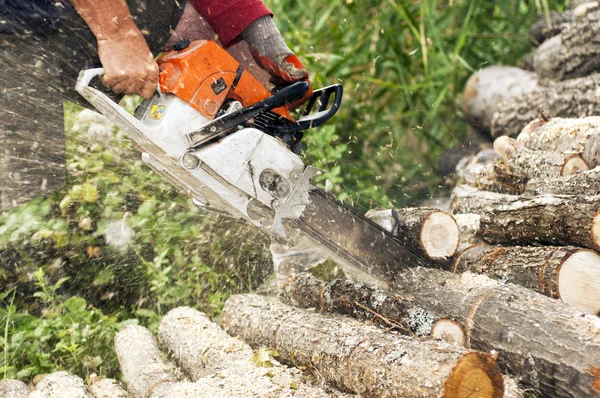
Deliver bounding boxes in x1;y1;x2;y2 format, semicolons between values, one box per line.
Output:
114;325;180;398
452;244;600;314
450;185;520;215
455;150;505;192
528;10;575;45
524;166;600;196
517;116;600;168
490;73;600;138
462;66;538;133
221;294;505;398
29;371;94;398
534;8;600;83
430;319;467;348
0;380;30;398
280;272;437;336
454;214;482;250
365;208;459;262
494;136;589;179
477;194;600;251
502;378;525;398
156;307;348;398
454;149;526;195
393;267;600;397
89;377;129;398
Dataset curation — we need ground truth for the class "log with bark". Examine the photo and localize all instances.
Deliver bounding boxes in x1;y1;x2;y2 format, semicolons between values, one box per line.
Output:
114;325;180;398
454;149;511;193
452;244;600;314
462;66;538;134
476;194;600;251
517;116;600;167
29;371;94;398
222;293;505;398
490;73;600;138
534;7;600;83
494;136;589;179
528;9;576;45
280;272;437;336
450;185;520;215
0;379;30;398
89;376;129;398
393;267;600;397
524;166;600;196
365;208;459;262
454;214;482;250
116;308;351;398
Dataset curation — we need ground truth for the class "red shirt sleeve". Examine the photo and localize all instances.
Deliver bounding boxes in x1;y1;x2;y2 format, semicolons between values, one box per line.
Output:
188;0;273;47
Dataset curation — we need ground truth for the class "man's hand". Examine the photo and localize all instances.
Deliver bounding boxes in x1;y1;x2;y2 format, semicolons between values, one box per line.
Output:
97;28;158;99
70;0;158;99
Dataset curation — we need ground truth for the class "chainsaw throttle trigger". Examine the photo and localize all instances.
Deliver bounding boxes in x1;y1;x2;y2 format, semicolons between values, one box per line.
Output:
273;84;343;134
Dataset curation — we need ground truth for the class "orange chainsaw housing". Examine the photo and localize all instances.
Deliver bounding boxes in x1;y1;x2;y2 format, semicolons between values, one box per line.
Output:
156;40;294;122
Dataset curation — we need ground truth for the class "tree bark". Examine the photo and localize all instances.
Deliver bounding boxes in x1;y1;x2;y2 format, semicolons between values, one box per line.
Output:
534;8;600;83
462;66;538;134
524;166;600;196
280;272;437;337
29;371;94;398
477;194;600;251
114;325;180;398
454;214;482;250
155;307;348;398
0;380;30;398
89;377;129;398
365;208;459;262
450;185;520;215
494;136;589;179
221;294;504;398
490;74;600;138
393;267;600;397
517;116;600;168
455;150;518;193
528;10;575;45
452;244;600;314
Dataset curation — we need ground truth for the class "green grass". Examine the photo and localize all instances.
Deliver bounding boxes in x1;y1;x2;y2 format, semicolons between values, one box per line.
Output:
0;0;566;382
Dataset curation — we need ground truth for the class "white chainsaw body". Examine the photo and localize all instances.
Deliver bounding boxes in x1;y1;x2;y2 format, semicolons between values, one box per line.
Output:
75;68;318;237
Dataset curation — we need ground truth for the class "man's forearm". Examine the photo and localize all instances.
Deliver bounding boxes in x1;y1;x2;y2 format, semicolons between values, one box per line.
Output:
69;0;138;40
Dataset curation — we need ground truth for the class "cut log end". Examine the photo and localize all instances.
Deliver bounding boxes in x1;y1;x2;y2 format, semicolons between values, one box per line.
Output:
493;136;518;158
422;212;460;260
561;156;590;176
443;352;504;398
431;319;467;347
558;250;600;314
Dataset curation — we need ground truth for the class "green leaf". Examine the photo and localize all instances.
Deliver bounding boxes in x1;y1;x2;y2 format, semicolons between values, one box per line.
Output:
64;297;87;314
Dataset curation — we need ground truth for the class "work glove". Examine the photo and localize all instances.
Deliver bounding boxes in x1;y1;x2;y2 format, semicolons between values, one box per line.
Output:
241;16;313;109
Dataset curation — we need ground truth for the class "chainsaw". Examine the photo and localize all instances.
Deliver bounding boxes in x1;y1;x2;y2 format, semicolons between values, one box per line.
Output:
76;39;342;238
76;39;428;282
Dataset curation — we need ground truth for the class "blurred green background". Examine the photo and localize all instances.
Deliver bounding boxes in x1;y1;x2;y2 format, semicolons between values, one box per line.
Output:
1;0;564;382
